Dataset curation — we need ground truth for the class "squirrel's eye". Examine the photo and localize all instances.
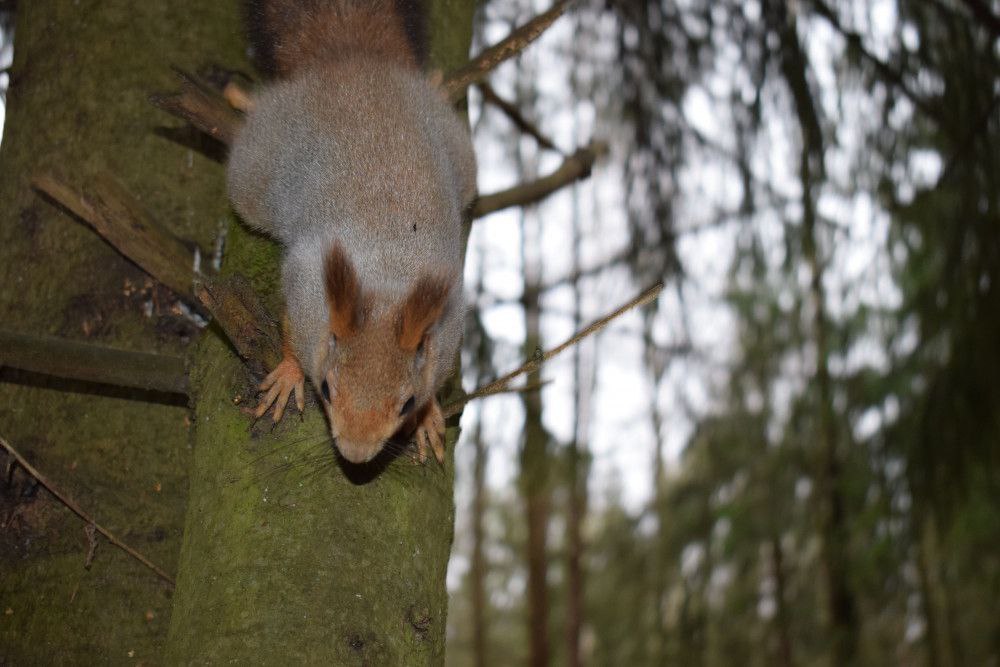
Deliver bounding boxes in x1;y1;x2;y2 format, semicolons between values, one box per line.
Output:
320;379;331;403
400;396;415;416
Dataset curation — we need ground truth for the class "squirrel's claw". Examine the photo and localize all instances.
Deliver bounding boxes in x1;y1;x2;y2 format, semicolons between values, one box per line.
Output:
415;400;446;464
251;357;305;423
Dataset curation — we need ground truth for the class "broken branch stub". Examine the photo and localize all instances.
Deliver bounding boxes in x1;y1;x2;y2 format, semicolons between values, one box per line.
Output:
149;68;242;146
196;275;282;374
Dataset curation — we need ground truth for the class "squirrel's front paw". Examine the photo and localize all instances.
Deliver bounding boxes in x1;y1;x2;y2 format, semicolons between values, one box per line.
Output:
250;357;305;423
415;400;446;464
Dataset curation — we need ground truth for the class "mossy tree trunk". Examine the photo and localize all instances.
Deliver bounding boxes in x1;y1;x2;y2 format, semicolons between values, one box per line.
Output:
1;0;475;664
0;1;246;662
164;1;476;664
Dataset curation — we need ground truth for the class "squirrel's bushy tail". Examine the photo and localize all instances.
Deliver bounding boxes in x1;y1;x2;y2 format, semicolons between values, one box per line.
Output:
247;0;427;77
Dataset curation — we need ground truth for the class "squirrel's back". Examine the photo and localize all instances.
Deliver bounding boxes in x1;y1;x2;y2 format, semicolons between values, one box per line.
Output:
247;0;427;77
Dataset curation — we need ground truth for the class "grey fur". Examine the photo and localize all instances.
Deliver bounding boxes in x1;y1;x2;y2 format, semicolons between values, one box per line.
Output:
228;57;475;447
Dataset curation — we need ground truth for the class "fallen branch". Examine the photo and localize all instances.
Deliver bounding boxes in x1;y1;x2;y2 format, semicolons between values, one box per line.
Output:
0;435;176;588
478;81;560;153
149;68;242;146
445;0;576;102
473;141;607;218
0;330;189;395
443;282;663;417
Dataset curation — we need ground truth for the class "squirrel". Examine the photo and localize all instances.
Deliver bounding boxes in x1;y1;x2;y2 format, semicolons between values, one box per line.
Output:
227;0;477;464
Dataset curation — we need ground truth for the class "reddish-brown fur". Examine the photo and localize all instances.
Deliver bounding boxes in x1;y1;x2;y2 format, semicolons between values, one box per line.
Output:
323;244;365;339
397;275;451;351
259;0;419;77
333;394;395;444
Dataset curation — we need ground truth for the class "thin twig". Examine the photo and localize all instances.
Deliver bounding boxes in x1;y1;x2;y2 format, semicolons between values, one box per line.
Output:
473;142;607;218
441;379;550;419
0;435;176;588
445;0;576;102
443;283;663;418
478;81;561;153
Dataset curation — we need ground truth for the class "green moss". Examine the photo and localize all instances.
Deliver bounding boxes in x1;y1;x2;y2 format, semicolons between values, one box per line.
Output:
168;330;457;663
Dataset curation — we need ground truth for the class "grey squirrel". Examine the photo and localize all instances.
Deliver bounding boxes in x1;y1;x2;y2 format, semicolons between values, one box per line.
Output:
227;0;477;464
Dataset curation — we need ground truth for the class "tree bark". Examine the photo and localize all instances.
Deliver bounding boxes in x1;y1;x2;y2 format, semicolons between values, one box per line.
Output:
163;2;476;663
0;1;244;661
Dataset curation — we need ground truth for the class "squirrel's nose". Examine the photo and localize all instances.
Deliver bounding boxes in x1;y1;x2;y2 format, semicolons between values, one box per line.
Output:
334;437;380;464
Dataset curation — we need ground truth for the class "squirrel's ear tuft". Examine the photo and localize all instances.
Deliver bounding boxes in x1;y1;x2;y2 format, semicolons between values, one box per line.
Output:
323;244;362;338
398;275;451;351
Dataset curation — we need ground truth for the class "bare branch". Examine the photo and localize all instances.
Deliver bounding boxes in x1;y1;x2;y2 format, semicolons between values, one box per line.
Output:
478;81;561;153
473;142;607;218
444;283;664;418
0;330;189;395
0;435;176;588
445;0;576;102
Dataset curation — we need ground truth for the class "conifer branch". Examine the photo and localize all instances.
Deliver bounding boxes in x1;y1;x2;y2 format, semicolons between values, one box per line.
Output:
473;142;607;218
445;0;576;101
478;81;560;153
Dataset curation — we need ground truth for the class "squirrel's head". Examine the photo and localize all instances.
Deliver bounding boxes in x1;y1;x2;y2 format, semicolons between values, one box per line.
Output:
309;244;450;464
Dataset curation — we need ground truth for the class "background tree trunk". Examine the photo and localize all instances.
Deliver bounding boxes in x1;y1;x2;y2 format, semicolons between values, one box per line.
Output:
520;213;551;667
0;1;244;661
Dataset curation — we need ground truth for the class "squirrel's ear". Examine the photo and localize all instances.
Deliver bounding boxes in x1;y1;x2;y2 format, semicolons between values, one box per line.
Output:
323;244;362;339
398;275;451;351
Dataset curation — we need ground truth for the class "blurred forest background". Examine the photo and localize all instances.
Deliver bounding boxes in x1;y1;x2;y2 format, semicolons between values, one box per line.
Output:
1;0;998;665
447;0;1000;665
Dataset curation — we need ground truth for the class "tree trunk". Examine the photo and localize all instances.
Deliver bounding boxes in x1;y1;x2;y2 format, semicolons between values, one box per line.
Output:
565;186;588;667
770;535;796;667
767;0;860;662
470;413;489;667
164;2;475;663
0;1;244;661
520;213;550;667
